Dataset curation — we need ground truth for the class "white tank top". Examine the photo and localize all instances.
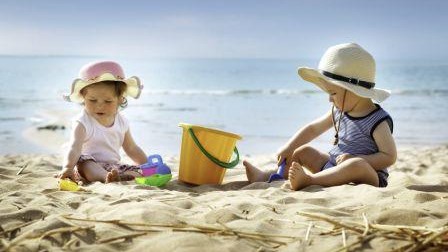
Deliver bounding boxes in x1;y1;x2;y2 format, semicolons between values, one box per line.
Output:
75;109;129;163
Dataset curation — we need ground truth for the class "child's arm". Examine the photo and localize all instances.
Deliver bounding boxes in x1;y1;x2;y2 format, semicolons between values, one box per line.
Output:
58;123;86;180
338;121;397;170
122;130;147;165
278;110;333;165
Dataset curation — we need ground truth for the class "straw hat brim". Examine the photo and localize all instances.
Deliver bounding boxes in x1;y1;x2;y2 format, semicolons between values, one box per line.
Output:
298;67;390;103
63;73;143;103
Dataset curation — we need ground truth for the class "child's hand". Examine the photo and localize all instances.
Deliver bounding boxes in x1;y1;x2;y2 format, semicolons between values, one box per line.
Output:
277;145;294;166
56;167;75;180
336;153;354;164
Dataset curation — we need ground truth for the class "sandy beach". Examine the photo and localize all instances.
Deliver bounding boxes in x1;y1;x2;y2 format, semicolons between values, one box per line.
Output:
0;145;447;251
2;1;448;251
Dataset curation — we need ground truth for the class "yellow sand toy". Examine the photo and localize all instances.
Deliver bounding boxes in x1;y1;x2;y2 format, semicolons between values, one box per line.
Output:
58;179;80;191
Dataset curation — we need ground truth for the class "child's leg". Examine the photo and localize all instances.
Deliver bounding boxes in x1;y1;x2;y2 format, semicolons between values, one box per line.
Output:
244;145;329;183
116;164;143;181
105;170;120;183
289;145;330;176
120;170;142;181
243;160;277;183
289;157;379;190
77;161;119;183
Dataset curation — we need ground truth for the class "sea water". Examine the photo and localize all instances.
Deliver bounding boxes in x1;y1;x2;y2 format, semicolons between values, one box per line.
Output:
0;56;447;155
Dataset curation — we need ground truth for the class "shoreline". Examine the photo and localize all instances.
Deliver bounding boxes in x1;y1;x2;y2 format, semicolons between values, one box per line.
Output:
17;110;448;156
20;122;448;155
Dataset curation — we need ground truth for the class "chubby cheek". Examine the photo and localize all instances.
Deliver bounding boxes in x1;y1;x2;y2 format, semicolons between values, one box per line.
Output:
329;96;340;107
105;103;119;112
334;98;342;107
335;99;348;111
85;103;95;111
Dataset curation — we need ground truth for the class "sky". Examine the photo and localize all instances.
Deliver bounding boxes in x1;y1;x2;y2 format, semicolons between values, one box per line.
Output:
0;0;447;60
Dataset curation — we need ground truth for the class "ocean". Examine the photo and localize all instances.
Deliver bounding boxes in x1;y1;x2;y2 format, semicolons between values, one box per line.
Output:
0;56;447;156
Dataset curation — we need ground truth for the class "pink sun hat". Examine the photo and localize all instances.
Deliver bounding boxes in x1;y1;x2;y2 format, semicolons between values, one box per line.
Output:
64;61;143;103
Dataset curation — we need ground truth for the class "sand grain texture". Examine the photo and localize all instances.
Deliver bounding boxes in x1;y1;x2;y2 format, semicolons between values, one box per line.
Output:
0;146;447;251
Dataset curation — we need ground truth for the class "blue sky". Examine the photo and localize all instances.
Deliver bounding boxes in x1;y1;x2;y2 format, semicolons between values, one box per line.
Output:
1;0;447;59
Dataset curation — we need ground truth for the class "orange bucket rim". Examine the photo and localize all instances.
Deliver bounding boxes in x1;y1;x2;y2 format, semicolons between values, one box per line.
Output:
179;123;242;140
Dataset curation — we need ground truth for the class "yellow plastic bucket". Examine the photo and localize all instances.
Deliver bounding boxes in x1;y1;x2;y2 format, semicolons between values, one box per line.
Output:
178;123;242;185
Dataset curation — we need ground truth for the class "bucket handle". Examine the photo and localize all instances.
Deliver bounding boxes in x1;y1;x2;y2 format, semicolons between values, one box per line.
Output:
188;128;239;169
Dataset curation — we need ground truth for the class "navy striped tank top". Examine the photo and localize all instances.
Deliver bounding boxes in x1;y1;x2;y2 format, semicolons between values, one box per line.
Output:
328;104;393;175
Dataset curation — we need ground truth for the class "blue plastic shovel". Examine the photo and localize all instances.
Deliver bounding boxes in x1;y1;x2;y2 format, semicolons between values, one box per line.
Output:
268;159;287;183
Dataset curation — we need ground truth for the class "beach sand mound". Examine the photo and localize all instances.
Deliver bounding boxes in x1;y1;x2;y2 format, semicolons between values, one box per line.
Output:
1;146;447;251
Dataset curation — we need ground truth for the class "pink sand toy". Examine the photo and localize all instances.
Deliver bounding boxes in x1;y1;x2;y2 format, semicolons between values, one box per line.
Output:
140;154;171;176
136;154;172;187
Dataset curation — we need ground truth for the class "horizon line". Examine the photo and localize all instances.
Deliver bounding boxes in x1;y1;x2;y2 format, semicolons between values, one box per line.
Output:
0;53;447;62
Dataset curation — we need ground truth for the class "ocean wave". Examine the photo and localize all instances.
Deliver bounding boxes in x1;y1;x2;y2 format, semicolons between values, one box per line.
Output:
156;107;198;112
142;89;321;96
142;88;448;96
0;117;25;122
392;89;448;96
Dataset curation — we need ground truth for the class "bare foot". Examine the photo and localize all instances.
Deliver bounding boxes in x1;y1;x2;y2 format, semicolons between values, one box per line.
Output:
105;169;120;183
243;160;270;183
288;162;311;190
119;171;141;181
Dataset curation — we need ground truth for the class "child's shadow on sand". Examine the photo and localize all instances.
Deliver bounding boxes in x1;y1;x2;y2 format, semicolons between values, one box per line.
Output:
163;180;257;193
406;184;448;193
157;179;324;193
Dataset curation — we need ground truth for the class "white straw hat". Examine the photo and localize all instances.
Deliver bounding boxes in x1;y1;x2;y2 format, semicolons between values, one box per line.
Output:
298;43;390;102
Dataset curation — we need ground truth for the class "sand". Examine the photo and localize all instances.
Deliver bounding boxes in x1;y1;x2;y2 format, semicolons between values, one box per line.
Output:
0;146;447;251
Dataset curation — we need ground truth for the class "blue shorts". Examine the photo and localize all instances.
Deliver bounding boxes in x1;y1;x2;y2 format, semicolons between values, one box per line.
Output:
321;161;388;188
